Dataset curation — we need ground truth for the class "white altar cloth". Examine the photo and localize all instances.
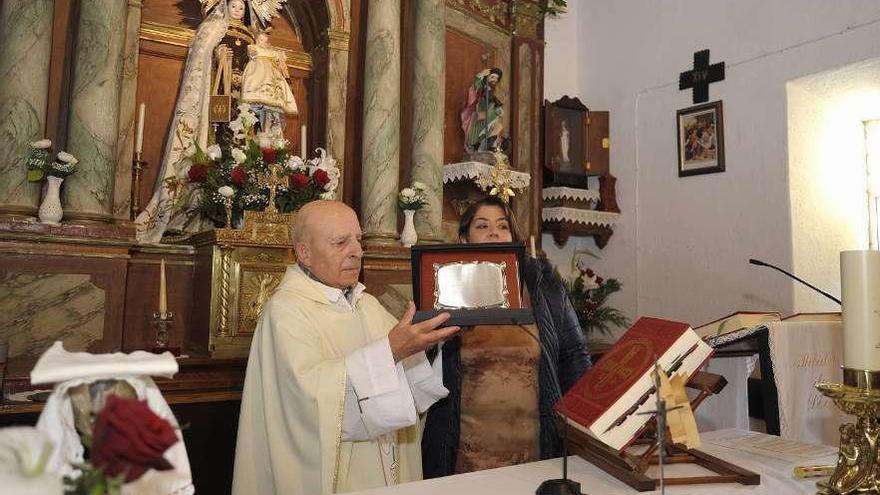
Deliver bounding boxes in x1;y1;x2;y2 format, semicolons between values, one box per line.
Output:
350;429;838;495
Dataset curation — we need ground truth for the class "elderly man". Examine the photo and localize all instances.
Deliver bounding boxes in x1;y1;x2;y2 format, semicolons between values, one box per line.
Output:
233;200;459;495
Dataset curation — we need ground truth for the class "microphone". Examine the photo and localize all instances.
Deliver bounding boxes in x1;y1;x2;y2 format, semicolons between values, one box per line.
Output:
748;258;841;305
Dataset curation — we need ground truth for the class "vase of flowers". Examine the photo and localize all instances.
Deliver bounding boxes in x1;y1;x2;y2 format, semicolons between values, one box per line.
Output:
26;140;78;226
564;249;629;336
398;182;427;247
180;103;339;228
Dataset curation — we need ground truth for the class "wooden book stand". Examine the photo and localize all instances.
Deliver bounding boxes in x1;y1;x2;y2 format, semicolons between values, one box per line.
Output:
564;371;761;492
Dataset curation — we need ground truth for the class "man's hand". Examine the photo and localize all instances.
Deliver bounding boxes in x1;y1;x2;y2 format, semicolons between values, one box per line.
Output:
388;302;460;362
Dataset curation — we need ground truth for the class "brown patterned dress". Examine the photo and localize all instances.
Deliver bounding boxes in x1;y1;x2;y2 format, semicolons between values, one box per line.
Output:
453;323;541;473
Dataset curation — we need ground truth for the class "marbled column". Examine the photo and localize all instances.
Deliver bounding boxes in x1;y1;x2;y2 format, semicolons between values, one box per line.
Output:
360;0;401;245
411;0;445;242
63;0;128;222
112;0;144;221
0;0;55;218
514;45;533;238
326;30;350;201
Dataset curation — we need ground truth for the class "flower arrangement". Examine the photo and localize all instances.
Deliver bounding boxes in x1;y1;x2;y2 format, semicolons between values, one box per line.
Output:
177;103;339;227
398;182;428;210
64;395;179;494
25;139;78;182
564;249;629;336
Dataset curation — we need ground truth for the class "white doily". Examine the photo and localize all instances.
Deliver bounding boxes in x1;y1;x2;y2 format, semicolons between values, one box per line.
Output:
541;207;619;227
542;187;600;203
443;161;531;189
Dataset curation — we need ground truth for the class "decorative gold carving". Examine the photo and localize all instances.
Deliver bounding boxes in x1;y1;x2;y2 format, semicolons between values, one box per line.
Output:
139;20;313;71
511;0;542;39
815;381;880;494
238;271;283;333
217;246;234;337
447;0;512;32
326;29;351;51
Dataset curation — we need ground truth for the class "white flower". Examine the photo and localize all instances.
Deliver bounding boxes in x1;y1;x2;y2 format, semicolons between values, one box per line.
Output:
229;118;244;134
206;144;222;161
274;137;289;149
56;151;77;164
31;139;51;149
320;191;335;200
218;186;234;198
412;181;427;191
286;155;305;171
237;102;252;115
231;147;247;164
400;187;416;199
581;274;600;291
0;426;55;479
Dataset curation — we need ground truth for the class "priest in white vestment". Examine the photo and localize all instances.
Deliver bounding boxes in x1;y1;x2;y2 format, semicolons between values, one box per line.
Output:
232;201;460;494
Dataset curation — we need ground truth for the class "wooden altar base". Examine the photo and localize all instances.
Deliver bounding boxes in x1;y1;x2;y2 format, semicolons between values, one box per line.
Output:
565;371;761;492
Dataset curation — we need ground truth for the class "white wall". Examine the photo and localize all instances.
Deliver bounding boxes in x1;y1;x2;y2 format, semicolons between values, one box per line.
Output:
544;1;880;332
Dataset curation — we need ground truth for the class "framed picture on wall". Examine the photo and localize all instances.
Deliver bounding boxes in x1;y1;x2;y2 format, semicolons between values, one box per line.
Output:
676;100;725;177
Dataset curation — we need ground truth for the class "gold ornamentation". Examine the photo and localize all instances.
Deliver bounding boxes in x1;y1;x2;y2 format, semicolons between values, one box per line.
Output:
815;381;880;494
217;246;233;337
474;150;526;204
448;0;510;29
239;271;283;331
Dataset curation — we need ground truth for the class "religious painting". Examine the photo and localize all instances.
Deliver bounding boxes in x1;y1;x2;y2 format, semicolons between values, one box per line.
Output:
676;101;725;177
544;96;588;187
410;242;534;326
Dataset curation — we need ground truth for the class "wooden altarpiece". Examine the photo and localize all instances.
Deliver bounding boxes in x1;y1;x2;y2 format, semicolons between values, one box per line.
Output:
565;371;761;492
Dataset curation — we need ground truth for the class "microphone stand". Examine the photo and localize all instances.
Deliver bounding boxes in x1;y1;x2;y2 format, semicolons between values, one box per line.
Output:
748;258;841;305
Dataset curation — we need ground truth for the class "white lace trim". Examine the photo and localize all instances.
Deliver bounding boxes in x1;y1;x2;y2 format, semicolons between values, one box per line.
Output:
443;161;531;188
541;207;619;227
542;187;600;203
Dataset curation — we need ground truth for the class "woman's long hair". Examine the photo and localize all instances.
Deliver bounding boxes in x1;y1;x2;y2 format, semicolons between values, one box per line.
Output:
457;196;521;242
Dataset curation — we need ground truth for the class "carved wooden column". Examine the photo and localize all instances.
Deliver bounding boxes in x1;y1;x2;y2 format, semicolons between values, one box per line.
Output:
361;0;402;247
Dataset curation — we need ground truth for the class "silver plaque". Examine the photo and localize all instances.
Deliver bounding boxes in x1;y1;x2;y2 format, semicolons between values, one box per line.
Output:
432;261;510;310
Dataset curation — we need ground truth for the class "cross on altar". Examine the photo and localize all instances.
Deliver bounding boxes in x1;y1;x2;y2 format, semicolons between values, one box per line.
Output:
259;163;287;213
679;49;725;104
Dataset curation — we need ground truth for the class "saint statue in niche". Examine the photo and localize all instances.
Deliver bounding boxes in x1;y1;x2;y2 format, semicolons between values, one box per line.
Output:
240;29;298;139
461;68;509;159
135;0;288;243
559;119;571;164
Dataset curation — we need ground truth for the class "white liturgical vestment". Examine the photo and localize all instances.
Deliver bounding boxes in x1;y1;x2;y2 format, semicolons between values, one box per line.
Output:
232;265;447;494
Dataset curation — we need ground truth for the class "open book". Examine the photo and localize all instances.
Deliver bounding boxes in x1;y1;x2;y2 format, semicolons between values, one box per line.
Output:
556;317;713;452
693;311;780;347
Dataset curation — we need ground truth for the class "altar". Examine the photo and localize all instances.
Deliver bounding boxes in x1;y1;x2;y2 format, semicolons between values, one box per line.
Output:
350;430;838;495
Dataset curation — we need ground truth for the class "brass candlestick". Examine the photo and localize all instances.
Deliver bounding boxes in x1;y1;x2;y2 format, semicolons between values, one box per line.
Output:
151;311;180;355
131;151;148;220
815;369;880;494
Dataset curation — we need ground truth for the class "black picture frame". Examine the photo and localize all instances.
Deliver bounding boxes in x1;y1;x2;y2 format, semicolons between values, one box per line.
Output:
411;242;535;326
677;100;725;177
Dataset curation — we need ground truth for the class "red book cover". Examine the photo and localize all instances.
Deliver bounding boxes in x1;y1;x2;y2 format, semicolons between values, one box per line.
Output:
556;317;690;428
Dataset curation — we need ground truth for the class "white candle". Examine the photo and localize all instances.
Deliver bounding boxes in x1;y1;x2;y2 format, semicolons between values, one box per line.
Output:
135;103;145;154
159;258;168;319
840;250;880;370
530;235;537;258
300;124;307;158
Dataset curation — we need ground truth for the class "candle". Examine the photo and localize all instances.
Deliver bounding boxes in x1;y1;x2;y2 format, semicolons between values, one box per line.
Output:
840;250;880;370
530;235;537;258
300;124;307;158
159;258;168;319
135;103;145;154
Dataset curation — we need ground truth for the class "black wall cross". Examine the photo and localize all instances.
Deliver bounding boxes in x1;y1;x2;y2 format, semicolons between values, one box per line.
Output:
679;49;725;104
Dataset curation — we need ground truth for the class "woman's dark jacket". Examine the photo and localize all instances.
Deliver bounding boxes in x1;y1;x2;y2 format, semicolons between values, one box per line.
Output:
421;256;592;478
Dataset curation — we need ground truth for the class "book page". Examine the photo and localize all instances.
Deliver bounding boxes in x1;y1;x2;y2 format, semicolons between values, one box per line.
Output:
704;430;837;463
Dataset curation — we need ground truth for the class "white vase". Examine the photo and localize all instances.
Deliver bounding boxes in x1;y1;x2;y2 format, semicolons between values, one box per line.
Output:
400;209;418;248
38;176;64;225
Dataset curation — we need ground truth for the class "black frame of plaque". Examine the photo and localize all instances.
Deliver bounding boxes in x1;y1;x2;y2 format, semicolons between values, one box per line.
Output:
411;242;535;326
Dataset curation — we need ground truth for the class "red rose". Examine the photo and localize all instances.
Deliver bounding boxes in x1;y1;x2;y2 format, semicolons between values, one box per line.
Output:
261;147;277;164
230;166;248;186
90;395;179;483
290;171;309;188
585;268;595;278
187;164;208;183
313;168;330;188
595;276;604;284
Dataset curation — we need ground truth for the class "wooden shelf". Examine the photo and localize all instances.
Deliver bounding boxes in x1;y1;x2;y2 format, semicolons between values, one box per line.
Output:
543;219;613;248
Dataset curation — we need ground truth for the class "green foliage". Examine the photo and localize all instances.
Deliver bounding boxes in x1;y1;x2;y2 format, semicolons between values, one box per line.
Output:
562;267;630;337
541;0;568;17
64;464;124;495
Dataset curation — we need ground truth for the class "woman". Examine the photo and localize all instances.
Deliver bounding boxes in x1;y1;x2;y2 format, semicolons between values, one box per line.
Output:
422;196;592;477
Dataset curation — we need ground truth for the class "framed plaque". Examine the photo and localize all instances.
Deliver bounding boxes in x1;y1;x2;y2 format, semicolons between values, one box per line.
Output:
411;242;535;326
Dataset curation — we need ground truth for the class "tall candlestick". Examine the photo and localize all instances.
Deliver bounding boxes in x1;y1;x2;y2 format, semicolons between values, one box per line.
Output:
300;124;307;158
530;235;537;258
159;258;168;319
135;103;145;154
840;250;880;370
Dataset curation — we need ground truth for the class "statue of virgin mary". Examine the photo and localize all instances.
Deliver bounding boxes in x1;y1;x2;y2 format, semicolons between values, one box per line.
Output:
135;0;286;243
